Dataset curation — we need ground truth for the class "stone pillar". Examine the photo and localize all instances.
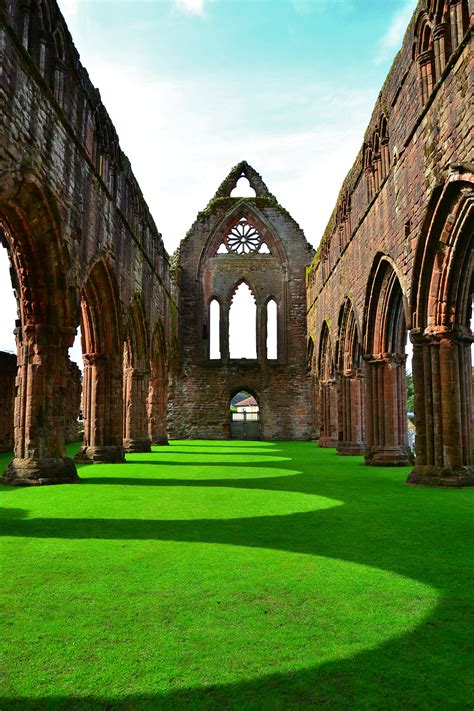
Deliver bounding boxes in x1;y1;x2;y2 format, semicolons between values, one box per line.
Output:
148;375;169;445
381;139;390;181
450;1;466;48
77;353;124;463
433;23;450;79
257;302;266;363
418;50;435;103
0;352;16;452
337;370;365;455
221;304;229;363
364;353;413;466
123;367;151;453
319;379;338;448
2;325;79;485
407;328;474;486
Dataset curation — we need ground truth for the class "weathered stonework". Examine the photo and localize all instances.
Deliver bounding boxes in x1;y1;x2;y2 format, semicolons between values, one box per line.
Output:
170;162;315;440
0;0;472;486
307;0;473;486
0;0;174;483
0;351;16;452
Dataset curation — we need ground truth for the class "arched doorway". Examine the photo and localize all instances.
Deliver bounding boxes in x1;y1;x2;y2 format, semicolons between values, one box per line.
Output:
230;390;260;440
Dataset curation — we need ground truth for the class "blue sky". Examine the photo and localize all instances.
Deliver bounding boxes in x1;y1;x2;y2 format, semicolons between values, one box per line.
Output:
57;0;417;252
0;0;418;359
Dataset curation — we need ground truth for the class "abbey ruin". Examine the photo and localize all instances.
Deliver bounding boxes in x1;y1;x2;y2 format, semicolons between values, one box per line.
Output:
0;0;472;486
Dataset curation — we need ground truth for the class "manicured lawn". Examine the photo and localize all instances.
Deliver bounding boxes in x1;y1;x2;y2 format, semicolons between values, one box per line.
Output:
1;441;473;709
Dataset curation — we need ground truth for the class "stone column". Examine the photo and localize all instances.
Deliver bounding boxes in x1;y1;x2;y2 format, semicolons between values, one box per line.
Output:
123;367;151;453
148;375;169;445
450;2;466;49
364;353;413;466
433;22;450;79
257;301;266;363
221;304;230;363
319;379;338;448
3;324;79;485
337;370;365;455
77;353;124;463
407;327;474;486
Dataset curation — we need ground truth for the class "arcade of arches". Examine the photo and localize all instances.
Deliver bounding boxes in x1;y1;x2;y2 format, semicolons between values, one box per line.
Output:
0;0;472;487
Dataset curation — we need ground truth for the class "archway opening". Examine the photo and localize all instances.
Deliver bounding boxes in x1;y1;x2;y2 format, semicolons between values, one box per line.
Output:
229;282;256;359
230;176;256;198
266;299;277;360
0;237;18;455
209;299;220;359
230;390;260;440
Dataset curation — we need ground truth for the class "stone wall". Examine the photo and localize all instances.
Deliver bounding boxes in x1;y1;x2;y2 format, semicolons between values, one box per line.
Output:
307;0;473;485
0;0;176;482
170;162;315;441
0;352;16;452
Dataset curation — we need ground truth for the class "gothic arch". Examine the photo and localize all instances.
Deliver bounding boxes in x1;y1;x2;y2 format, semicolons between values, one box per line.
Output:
124;295;149;371
411;178;474;331
0;173;74;329
198;200;288;276
148;321;169;445
81;259;122;356
123;295;151;453
408;177;474;485
335;299;365;455
364;255;409;357
337;297;362;374
0;173;77;483
363;255;412;466
318;321;338;448
78;259;124;464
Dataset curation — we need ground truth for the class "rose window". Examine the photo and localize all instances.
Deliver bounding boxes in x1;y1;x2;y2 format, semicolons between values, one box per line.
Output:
227;219;261;254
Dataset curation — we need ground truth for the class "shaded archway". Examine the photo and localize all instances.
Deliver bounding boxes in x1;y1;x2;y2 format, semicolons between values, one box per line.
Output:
363;256;412;466
0;174;78;484
318;322;337;448
408;177;474;485
148;322;169;446
77;259;124;463
123;296;151;453
336;298;365;455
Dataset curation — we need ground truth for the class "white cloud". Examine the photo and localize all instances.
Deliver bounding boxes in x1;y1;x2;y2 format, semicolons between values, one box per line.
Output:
374;0;416;65
175;0;205;16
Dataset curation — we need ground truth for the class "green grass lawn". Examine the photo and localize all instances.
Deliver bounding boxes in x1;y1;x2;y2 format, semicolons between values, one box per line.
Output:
1;441;473;710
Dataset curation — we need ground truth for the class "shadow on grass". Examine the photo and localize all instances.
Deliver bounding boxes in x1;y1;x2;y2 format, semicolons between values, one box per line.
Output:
1;441;473;708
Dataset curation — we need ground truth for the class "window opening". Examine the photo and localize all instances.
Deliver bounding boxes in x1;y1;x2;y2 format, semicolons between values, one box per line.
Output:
217;242;227;254
209;299;220;359
230;391;259;422
229;283;256;358
230;176;256;198
69;326;83;370
0;242;17;353
226;218;262;255
266;299;277;359
258;242;270;254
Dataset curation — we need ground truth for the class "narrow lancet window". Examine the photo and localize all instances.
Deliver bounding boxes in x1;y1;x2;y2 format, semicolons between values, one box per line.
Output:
229;283;256;358
209;299;220;359
266;299;277;359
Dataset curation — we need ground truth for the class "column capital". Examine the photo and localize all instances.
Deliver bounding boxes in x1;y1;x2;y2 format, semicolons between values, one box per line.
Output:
417;324;473;346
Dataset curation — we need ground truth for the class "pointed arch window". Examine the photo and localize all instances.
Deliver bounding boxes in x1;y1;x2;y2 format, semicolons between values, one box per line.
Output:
209;298;220;359
266;299;278;360
229;283;256;359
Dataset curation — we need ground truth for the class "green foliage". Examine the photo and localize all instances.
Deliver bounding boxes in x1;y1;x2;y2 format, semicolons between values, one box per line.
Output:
406;372;414;412
1;441;473;709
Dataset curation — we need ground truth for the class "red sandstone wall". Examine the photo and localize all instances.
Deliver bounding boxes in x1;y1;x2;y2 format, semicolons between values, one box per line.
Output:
170;164;315;440
307;1;473;379
1;0;176;357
